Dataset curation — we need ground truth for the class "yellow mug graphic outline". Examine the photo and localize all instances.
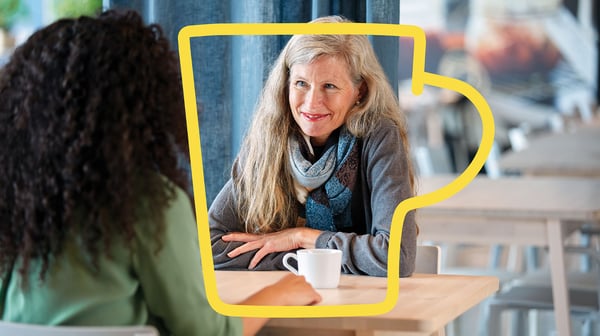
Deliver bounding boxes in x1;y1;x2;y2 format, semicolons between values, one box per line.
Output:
178;22;495;318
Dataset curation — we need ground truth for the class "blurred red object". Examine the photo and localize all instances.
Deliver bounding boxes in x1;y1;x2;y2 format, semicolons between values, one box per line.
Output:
471;19;562;76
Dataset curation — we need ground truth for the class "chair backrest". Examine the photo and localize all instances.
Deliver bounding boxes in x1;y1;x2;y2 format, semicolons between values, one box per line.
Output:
415;245;441;274
0;321;158;336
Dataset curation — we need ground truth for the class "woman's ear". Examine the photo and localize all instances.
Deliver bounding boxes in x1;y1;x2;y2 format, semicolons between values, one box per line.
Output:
358;81;368;101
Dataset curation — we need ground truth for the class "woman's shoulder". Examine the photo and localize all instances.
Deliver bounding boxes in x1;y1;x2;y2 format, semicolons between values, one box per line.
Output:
361;116;402;144
133;174;194;239
152;174;194;225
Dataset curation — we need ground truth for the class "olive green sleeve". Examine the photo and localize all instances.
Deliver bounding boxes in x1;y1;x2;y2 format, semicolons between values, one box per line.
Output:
134;185;243;336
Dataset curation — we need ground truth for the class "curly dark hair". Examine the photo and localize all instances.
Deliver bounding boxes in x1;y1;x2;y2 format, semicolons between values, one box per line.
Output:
0;10;191;282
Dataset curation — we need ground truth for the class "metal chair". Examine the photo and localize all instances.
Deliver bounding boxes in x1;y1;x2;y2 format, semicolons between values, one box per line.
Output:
483;246;600;336
0;321;159;336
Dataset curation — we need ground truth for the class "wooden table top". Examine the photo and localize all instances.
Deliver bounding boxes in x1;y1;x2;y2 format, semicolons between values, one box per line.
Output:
215;270;499;333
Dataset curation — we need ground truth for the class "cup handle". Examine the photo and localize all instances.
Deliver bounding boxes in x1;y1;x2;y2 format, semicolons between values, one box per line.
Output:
282;253;299;275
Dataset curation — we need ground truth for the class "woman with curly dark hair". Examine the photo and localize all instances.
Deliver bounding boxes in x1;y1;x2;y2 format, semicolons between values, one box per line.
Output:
0;10;320;336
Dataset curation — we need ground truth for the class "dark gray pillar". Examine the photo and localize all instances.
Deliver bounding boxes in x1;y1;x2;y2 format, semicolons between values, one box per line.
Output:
366;0;399;96
312;0;365;22
311;0;331;19
281;0;312;49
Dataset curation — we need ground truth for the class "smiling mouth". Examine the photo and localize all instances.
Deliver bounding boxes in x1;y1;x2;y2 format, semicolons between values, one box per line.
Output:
301;112;329;121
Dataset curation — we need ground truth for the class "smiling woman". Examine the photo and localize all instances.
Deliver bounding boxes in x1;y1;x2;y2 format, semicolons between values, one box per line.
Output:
209;15;418;277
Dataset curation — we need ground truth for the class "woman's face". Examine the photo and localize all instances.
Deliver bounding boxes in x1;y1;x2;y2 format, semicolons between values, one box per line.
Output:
288;55;361;146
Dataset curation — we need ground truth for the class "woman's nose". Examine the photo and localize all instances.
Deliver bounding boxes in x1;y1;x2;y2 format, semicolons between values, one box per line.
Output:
304;88;323;108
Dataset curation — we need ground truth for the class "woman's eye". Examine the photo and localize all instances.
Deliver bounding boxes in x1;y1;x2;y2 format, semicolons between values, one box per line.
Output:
294;80;307;88
324;83;337;89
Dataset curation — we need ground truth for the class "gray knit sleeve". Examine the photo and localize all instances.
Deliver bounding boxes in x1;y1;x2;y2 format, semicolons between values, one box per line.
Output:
314;121;417;277
208;179;289;271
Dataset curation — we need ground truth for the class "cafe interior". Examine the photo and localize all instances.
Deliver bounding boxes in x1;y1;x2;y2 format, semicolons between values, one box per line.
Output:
0;0;598;335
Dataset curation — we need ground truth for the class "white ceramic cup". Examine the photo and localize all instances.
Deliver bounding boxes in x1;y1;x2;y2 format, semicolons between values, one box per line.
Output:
282;248;342;288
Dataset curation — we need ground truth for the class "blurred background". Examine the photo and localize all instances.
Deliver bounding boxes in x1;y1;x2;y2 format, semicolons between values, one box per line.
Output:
398;0;598;179
0;0;101;58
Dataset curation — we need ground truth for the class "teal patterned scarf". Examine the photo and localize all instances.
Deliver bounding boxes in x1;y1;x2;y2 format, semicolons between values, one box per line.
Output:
288;127;359;231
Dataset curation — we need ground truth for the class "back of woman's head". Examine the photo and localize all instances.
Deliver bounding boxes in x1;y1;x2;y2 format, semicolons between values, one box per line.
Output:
0;10;189;280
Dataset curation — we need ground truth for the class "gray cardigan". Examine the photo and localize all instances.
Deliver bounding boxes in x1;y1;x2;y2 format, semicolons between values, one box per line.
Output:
208;119;417;277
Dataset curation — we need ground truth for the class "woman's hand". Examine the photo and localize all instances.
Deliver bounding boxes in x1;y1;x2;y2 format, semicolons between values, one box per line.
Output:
240;274;322;336
241;273;322;306
222;227;322;269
